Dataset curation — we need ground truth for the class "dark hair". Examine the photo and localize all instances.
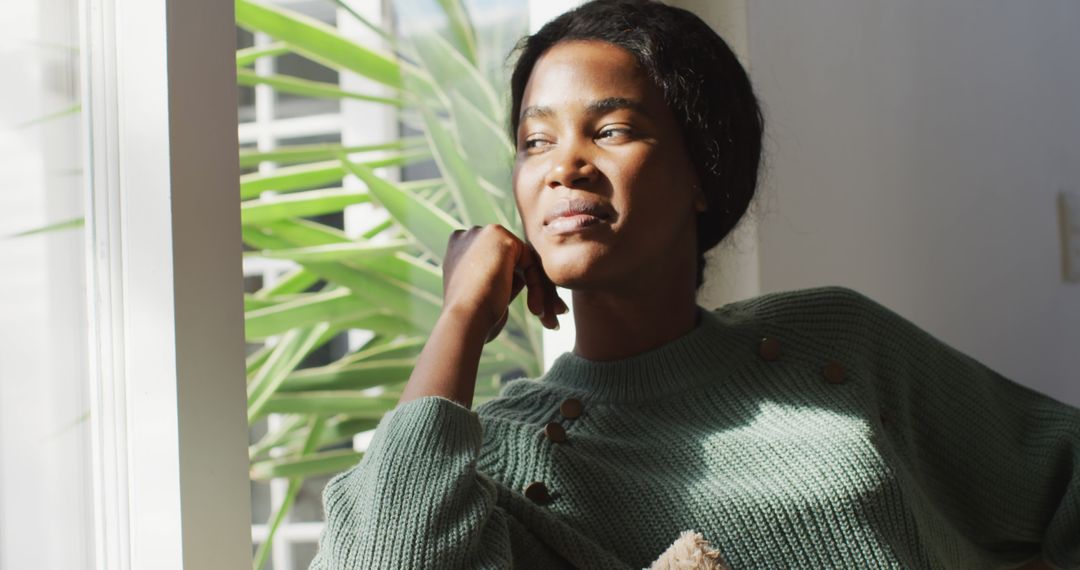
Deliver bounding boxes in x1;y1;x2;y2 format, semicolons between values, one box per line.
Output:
508;0;764;288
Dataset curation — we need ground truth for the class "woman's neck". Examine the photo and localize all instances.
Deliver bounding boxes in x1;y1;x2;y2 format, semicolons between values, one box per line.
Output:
569;275;700;362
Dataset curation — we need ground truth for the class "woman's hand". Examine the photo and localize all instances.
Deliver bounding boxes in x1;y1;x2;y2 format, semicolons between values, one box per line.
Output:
398;225;568;408
442;224;568;342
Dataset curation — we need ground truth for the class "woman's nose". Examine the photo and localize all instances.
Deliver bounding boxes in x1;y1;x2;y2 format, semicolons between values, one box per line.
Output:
545;140;598;190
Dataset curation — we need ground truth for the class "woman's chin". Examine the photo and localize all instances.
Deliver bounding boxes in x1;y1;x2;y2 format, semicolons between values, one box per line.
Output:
539;248;614;290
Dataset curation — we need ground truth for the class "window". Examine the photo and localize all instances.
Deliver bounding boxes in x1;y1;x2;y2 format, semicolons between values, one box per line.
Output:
3;0;584;568
0;0;93;567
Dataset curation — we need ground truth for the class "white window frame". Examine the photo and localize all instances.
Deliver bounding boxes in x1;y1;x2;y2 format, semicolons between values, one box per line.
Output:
83;0;252;568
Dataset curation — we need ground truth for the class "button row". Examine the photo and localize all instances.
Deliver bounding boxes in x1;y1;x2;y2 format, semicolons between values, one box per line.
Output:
525;399;583;504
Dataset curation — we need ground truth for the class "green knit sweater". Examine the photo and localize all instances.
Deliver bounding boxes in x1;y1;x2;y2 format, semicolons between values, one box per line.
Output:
310;286;1080;569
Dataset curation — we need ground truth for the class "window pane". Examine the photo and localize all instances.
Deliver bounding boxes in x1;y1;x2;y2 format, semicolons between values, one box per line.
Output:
0;0;93;568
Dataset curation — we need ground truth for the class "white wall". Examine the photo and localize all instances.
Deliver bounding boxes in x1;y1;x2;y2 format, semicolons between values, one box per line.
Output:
674;0;763;311
745;0;1080;406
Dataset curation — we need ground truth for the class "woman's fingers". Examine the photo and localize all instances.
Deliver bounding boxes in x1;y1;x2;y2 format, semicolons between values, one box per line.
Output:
538;257;559;329
515;244;546;320
515;243;565;330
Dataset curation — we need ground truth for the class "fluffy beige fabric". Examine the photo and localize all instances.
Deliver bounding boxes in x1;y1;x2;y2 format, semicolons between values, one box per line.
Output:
647;530;732;570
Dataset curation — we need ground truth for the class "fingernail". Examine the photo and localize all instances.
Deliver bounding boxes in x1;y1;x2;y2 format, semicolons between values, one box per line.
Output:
553;321;560;331
556;304;569;315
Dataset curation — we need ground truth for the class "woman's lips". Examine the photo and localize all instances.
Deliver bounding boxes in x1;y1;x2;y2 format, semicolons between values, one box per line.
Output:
542;197;614;236
543;213;607;236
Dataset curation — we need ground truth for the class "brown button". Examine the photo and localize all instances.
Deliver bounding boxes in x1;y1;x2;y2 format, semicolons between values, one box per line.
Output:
758;337;782;361
880;410;892;425
544;422;567;443
523;481;552;505
823;360;846;384
560;398;583;419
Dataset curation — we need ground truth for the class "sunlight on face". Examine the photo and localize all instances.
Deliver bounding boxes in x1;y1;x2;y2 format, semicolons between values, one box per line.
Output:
512;40;702;291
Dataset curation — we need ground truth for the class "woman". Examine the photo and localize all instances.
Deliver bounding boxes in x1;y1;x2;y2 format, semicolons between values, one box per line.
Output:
311;1;1079;568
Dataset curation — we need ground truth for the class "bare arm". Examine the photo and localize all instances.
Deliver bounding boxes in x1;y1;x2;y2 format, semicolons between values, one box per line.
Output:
398;224;565;410
399;305;489;408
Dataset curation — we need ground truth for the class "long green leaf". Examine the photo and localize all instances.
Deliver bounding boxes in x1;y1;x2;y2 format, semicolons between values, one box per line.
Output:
328;266;443;332
278;359;418;392
6;217;84;239
330;0;393;44
330;312;418;338
254;415;379;461
338;336;426;365
251;219;436;296
253;267;320;298
246;220;443;332
245;288;373;340
241;187;370;225
433;0;478;64
278;355;514;393
447;91;513;199
239;139;423;168
248;414;307;461
240;160;344;198
235;0;401;88
246;345;274;377
315;417;380;449
250;448;364;480
418;106;507;227
16;104;81;129
243;220;332;250
237;68;403;106
259;391;400;418
247;324;330;422
254;239;412;264
340;154;463;260
265;221;444;319
244;294;278;312
240;150;429;198
236;41;289;67
252;416;324;570
408;31;494;116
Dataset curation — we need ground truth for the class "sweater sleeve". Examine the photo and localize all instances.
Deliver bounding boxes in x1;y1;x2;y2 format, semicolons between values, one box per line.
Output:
848;289;1080;568
308;395;514;569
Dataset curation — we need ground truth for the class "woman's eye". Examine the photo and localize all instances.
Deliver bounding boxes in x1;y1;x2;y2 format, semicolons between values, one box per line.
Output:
523;138;550;150
597;127;632;140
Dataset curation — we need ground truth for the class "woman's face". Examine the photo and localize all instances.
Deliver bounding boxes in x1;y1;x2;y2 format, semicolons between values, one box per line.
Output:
512;40;703;291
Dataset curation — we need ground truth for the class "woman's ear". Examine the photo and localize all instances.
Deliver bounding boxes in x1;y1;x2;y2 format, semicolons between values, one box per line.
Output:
693;186;708;213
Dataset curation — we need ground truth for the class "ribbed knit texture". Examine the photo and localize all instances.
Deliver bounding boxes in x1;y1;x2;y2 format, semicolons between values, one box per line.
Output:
310;286;1080;569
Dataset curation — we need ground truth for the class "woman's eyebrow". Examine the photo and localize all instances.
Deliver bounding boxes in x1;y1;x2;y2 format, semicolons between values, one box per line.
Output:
587;97;649;117
519;97;650;122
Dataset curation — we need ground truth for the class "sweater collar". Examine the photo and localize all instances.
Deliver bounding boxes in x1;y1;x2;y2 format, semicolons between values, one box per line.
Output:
538;306;756;403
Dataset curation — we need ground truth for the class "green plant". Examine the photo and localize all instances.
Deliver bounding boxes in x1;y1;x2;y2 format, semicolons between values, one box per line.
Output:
235;0;538;567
